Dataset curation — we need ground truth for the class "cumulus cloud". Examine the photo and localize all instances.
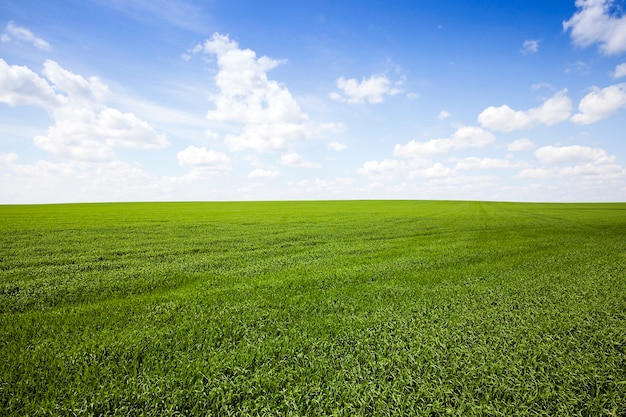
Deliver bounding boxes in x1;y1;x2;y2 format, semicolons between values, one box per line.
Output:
329;74;403;104
520;39;540;55
516;144;625;184
42;60;108;103
279;151;321;168
534;145;615;165
0;59;167;161
478;89;572;132
393;126;496;158
614;63;626;78
1;22;51;50
190;33;308;152
570;83;626;124
408;162;452;179
438;110;451;120
177;146;231;170
507;138;535;151
563;0;626;55
0;59;61;108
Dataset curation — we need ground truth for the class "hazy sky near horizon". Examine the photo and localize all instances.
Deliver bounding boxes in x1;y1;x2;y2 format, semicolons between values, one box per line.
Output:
1;0;626;203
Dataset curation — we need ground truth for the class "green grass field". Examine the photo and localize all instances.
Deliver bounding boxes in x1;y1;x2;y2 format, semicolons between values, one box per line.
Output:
1;200;625;416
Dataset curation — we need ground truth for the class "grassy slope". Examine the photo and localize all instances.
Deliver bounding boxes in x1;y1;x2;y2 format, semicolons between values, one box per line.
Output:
0;201;625;416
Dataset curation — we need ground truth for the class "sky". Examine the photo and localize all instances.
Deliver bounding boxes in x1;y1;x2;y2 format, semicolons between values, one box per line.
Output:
1;0;626;203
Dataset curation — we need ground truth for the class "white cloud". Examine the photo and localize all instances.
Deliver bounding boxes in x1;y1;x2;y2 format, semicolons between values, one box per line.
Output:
205;129;220;140
451;126;497;148
478;89;572;132
0;58;61;108
613;63;626;78
408;162;452;179
279;151;321;168
478;105;531;132
0;156;172;203
287;177;354;196
248;168;279;178
570;83;626;124
438;110;450;120
319;122;347;133
515;168;551;179
394;126;495;158
394;138;453;157
520;39;540;55
534;145;615;165
177;146;231;171
42;60;108;104
507;138;535;151
330;74;403;104
455;157;529;170
558;162;622;177
33;106;167;161
0;152;19;168
0;59;167;161
190;33;308;152
1;22;51;50
563;0;626;55
357;159;406;181
515;145;625;185
328;141;347;151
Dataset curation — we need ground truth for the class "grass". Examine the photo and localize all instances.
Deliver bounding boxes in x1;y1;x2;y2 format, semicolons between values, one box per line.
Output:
0;200;625;416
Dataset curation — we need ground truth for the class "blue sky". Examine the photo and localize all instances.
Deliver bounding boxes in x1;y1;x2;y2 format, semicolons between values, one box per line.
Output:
1;0;626;203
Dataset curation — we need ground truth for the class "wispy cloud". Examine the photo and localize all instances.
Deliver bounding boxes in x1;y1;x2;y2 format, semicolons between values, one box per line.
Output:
1;22;51;50
329;74;403;104
248;168;279;178
613;63;626;79
520;39;540;55
92;0;210;33
279;152;321;168
328;141;346;151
